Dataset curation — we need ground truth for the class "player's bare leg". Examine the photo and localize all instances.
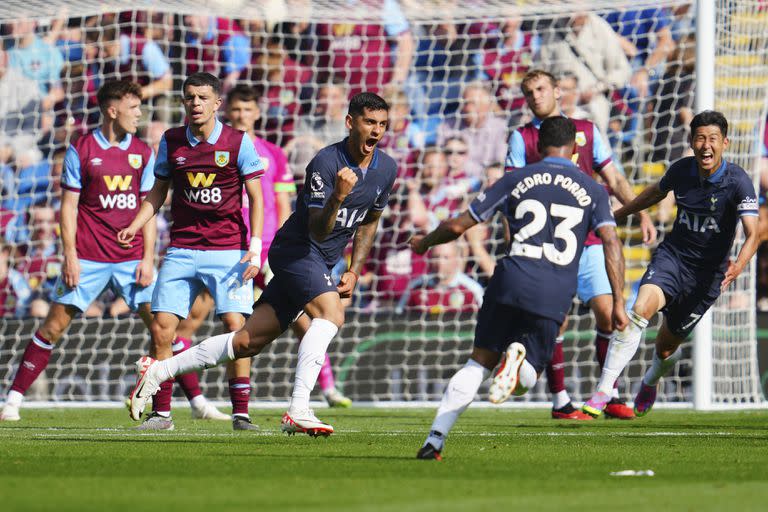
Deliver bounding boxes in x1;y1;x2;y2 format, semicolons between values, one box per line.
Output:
634;320;684;417
281;291;344;437
584;284;664;417
174;292;230;421
221;312;258;431
590;294;634;419
1;303;76;421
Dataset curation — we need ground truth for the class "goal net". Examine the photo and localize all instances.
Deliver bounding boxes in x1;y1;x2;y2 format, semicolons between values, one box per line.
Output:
1;0;766;408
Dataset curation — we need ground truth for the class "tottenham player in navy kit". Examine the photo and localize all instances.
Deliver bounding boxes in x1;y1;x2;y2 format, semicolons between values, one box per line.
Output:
410;118;628;460
129;92;396;436
583;111;760;418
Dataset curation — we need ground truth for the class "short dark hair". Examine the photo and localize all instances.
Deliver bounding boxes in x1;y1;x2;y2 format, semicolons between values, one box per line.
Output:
183;72;221;96
690;110;728;138
97;80;142;110
538;117;576;149
348;92;389;118
227;84;259;105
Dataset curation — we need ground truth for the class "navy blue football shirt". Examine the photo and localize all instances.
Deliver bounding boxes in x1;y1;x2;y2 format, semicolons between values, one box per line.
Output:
658;157;758;269
468;156;615;322
273;138;397;266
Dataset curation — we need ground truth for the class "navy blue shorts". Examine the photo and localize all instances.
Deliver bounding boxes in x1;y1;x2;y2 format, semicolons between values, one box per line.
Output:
255;249;337;331
640;244;723;338
474;298;561;373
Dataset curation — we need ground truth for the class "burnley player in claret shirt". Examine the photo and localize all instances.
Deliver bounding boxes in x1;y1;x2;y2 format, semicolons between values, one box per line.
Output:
1;81;158;422
119;72;265;430
582;110;761;418
128;92;396;437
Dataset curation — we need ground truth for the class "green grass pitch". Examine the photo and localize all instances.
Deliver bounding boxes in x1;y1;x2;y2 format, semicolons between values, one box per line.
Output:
1;407;767;512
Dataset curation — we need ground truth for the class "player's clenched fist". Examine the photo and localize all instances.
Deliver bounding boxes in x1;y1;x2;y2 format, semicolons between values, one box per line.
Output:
333;167;358;201
117;227;137;249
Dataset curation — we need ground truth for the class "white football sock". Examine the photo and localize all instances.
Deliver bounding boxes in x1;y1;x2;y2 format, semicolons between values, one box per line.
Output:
289;318;339;412
5;390;23;407
597;311;648;395
426;359;491;450
514;359;537;395
189;395;207;410
552;390;570;410
642;347;683;386
155;332;236;381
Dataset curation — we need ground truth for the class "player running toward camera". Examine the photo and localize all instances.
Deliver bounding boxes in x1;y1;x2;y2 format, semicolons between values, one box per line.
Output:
412;117;628;460
506;69;656;420
0;80;217;422
118;72;265;431
582;110;760;418
127;92;396;436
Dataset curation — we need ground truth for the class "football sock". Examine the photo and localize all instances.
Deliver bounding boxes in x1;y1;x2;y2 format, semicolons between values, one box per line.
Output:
597;311;648;395
155;332;236;382
318;354;336;392
594;330;620;397
9;332;54;398
514;359;537;395
642;347;683;386
229;377;251;419
289;318;339;412
546;336;568;406
172;336;203;401
427;359;491;450
152;379;173;417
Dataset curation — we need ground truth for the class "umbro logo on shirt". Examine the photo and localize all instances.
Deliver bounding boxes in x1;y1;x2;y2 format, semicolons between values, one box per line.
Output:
176;156;186;164
90;158;103;166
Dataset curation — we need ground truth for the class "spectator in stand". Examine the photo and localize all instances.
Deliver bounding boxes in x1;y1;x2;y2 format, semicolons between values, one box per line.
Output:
182;15;251;91
16;204;61;318
248;38;313;146
482;14;540;127
408;147;465;232
397;241;483;314
284;79;349;182
648;35;695;165
0;239;32;317
313;0;413;97
44;11;85;63
603;7;675;101
408;20;487;142
557;73;590;120
1;144;51;243
0;47;44;152
539;12;633;137
6;18;65;113
437;82;508;180
379;88;424;166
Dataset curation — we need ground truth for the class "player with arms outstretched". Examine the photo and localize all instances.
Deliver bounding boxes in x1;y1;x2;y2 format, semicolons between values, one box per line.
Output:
582;110;760;417
118;72;265;431
128;92;396;436
506;69;656;420
1;81;163;421
411;117;628;460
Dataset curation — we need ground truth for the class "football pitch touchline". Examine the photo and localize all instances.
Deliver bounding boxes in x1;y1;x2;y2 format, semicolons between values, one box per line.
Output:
0;429;757;439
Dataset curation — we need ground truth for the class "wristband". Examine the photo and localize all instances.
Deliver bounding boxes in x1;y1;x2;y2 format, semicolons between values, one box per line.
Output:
348;269;359;280
249;237;262;266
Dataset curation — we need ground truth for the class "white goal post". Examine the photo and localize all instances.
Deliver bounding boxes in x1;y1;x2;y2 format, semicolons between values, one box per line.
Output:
0;0;766;410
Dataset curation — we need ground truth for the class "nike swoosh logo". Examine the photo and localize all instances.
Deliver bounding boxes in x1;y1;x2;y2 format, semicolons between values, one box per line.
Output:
134;381;148;399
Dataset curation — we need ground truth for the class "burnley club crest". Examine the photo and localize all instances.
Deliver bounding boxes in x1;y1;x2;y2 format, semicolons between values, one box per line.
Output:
215;151;230;167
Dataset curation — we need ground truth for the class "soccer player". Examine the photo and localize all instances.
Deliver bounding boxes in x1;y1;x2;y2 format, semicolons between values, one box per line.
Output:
506;69;656;420
117;72;265;431
412;117;627;460
127;92;396;436
1;81;157;421
582;110;760;418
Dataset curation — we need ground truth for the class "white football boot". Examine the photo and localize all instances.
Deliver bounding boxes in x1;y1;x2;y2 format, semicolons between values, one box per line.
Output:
281;409;334;437
128;356;163;421
488;342;527;404
0;403;21;421
191;401;231;421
